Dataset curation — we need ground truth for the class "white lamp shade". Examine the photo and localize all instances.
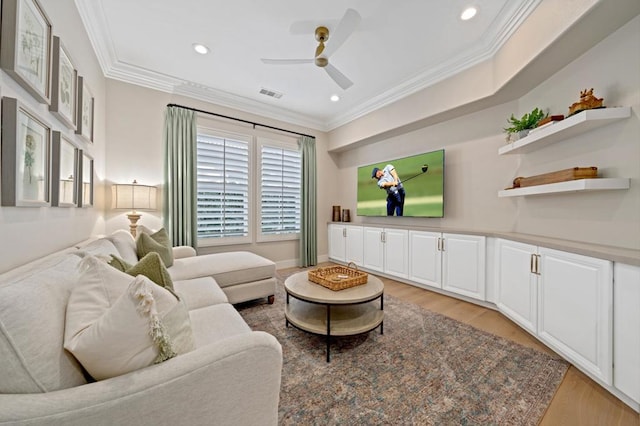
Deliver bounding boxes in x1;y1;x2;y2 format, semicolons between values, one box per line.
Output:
113;182;157;210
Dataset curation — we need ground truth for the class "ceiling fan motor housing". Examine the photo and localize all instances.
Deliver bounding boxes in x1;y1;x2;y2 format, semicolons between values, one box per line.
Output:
315;57;328;67
315;26;329;42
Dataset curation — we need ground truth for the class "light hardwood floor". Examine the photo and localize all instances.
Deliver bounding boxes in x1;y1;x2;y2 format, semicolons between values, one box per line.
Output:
281;266;639;425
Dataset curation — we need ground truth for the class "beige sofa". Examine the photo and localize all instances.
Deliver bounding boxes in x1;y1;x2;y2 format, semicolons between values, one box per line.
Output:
0;233;282;425
112;228;278;305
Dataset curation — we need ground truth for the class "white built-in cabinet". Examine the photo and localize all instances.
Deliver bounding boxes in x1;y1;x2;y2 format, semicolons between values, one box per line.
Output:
362;227;408;278
408;231;486;301
537;248;613;385
441;234;486;300
408;231;441;287
496;239;613;385
496;239;538;334
328;223;363;266
326;225;639;410
362;227;384;273
613;263;640;405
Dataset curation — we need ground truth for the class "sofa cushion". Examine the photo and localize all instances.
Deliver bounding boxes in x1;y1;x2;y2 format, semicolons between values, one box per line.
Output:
76;238;121;259
0;254;87;393
168;251;275;288
173;277;228;310
106;230;139;264
65;265;194;380
110;252;175;293
188;303;251;348
137;228;174;267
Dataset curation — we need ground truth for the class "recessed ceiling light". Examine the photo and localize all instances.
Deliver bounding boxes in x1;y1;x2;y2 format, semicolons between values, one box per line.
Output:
193;43;209;54
460;7;477;20
330;94;340;102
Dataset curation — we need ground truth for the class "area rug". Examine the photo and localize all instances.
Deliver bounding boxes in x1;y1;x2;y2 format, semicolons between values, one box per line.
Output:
236;271;569;425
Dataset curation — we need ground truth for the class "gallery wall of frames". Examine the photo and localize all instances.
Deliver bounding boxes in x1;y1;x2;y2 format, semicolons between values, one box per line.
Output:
0;0;95;208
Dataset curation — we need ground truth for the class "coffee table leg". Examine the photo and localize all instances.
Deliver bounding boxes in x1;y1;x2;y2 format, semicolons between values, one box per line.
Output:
380;294;384;335
285;293;290;328
326;304;331;363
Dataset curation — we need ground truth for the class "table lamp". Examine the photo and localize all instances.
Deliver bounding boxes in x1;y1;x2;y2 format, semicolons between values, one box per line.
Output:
112;180;157;237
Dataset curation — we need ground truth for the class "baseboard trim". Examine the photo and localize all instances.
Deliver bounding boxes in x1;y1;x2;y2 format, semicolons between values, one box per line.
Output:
274;254;330;270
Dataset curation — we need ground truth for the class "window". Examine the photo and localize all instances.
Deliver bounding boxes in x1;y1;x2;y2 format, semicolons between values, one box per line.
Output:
196;133;250;243
260;143;301;237
196;129;301;245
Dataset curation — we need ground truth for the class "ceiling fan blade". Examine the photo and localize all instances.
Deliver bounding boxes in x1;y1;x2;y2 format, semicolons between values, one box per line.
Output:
261;58;314;65
321;8;361;58
325;63;353;90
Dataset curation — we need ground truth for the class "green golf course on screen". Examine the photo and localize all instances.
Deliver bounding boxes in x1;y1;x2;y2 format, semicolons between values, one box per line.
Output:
357;149;444;217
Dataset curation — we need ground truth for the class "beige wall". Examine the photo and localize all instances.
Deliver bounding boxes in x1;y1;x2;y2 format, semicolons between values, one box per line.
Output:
1;1;637;273
0;0;106;273
332;102;520;233
104;80;335;267
330;15;640;250
512;16;640;247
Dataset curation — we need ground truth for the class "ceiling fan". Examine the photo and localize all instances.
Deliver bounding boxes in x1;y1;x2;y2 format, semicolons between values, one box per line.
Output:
261;9;361;90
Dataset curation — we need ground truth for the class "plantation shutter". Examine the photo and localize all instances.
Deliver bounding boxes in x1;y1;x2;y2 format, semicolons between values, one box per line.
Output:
260;145;301;235
196;134;249;239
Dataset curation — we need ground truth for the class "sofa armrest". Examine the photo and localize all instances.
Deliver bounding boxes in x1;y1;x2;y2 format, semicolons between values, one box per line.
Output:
0;332;282;426
173;245;197;259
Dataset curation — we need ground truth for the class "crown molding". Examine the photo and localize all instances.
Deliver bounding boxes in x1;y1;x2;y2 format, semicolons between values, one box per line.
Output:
326;0;542;130
76;0;540;133
74;0;117;77
172;83;327;131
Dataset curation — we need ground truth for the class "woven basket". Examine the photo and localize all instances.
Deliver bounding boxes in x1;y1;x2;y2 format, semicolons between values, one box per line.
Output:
308;262;368;291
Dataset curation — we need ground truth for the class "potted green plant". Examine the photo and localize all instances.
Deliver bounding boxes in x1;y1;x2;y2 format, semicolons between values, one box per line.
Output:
504;107;548;142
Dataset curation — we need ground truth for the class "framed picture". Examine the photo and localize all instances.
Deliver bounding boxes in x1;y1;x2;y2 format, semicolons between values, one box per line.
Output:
51;131;79;207
78;151;94;207
0;0;53;104
50;36;77;130
76;76;94;142
1;97;51;206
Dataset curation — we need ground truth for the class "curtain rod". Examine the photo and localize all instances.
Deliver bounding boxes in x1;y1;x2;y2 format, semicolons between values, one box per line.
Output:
166;103;315;139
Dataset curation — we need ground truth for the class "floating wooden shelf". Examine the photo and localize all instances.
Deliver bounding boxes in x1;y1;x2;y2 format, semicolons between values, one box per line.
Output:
498;107;631;155
498;178;630;197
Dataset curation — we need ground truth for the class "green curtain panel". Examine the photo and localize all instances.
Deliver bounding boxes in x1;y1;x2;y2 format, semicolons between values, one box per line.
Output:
299;136;317;267
163;106;197;248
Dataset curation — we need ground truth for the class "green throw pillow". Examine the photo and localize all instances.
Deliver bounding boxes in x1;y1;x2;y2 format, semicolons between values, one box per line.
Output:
109;253;176;297
108;255;132;272
136;228;174;267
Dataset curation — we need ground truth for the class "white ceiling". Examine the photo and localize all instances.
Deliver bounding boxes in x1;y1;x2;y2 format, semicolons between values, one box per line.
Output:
76;0;541;131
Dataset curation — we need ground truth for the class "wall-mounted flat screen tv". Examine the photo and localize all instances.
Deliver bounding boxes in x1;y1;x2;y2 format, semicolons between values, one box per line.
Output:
357;149;444;217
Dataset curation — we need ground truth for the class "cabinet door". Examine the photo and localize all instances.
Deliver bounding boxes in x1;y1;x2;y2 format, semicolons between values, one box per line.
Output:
537;248;612;385
384;228;408;278
495;239;538;334
328;224;345;262
344;225;363;266
408;230;441;288
441;234;486;300
613;263;640;404
362;227;384;272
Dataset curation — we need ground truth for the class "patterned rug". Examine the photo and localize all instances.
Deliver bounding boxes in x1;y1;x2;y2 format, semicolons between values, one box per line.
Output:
236;271;569;425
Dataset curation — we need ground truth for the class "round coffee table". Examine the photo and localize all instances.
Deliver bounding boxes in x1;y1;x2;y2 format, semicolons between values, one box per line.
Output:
284;271;384;362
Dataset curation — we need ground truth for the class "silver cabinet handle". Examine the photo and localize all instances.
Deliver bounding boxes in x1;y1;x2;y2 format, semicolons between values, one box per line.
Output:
530;253;535;273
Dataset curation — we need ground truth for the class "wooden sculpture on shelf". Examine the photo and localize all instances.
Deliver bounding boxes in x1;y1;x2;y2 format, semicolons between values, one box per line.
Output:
568;88;604;116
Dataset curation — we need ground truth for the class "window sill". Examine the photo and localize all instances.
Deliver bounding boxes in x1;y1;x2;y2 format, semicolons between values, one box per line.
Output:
256;232;300;243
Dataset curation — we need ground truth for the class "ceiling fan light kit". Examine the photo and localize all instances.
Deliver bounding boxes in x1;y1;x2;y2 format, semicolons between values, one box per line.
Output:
261;9;361;90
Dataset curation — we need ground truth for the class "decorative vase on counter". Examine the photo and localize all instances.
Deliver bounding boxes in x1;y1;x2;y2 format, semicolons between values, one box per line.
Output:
332;205;341;222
